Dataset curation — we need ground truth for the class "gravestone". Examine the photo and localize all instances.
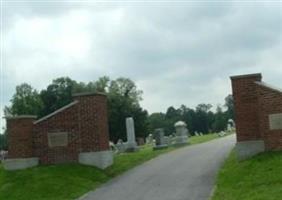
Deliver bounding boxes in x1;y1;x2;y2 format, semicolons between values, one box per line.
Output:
163;136;169;145
125;117;138;152
116;139;126;153
109;141;118;153
146;134;154;145
169;135;174;145
153;128;168;150
227;119;235;131
174;121;189;146
0;150;7;161
218;131;226;137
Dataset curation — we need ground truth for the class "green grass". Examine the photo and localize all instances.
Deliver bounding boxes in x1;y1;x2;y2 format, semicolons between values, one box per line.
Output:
0;163;109;200
212;150;282;200
0;133;228;200
190;133;220;144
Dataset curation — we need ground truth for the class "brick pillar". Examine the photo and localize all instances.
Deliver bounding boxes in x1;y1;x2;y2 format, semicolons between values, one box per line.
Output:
6;115;37;158
73;92;110;152
230;73;262;142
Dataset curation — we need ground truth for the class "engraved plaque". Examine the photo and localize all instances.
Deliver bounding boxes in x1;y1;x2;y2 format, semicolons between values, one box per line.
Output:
48;132;68;147
269;113;282;130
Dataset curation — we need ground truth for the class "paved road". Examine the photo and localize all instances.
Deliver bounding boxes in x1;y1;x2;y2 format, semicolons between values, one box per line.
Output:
79;135;236;200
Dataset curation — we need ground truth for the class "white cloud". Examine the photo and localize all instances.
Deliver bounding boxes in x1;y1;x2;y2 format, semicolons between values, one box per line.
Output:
1;2;282;131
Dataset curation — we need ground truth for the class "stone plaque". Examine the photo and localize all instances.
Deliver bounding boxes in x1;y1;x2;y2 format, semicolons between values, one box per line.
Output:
269;113;282;130
48;132;68;147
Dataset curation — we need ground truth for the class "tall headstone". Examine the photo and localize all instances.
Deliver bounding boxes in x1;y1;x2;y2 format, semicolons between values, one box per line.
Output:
153;128;168;150
174;121;189;146
227;119;235;131
125;117;138;152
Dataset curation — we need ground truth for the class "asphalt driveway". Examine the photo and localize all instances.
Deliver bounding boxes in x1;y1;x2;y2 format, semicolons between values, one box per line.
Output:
79;134;235;200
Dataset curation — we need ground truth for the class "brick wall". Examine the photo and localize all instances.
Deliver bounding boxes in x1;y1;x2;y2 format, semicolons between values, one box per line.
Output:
231;74;262;142
257;84;282;150
73;93;110;152
231;73;282;151
6;116;36;158
6;92;110;165
33;102;80;164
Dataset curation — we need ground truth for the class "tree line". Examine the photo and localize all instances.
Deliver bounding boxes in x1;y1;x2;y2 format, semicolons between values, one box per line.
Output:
148;96;234;136
1;76;234;149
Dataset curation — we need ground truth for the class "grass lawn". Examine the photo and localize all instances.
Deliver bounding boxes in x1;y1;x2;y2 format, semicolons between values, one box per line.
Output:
212;150;282;200
0;133;229;200
190;133;220;145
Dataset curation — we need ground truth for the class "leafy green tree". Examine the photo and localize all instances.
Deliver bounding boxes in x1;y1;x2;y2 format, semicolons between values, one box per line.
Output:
148;112;167;133
195;104;212;134
39;77;76;117
0;128;8;150
185;111;196;134
5;83;43;116
224;94;234;120
93;76;110;93
109;78;142;104
6;76;233;144
72;81;89;93
164;106;182;134
212;106;228;132
5;77;148;143
130;107;149;139
148;100;232;136
107;78;147;142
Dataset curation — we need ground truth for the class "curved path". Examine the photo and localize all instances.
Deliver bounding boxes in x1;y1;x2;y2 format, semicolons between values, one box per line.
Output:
79;134;235;200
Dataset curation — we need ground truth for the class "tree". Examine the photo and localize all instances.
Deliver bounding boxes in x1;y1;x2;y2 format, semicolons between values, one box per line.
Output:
183;108;198;134
72;81;89;93
0;128;7;150
5;83;43;116
194;104;212;134
5;76;233;144
165;106;182;134
5;77;148;143
109;78;142;104
148;113;167;133
212;106;228;132
107;78;147;142
93;76;110;93
224;94;234;120
131;107;149;139
147;99;233;136
39;77;76;117
196;104;212;113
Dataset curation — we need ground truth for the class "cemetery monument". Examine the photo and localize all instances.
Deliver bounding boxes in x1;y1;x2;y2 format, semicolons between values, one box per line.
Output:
125;117;138;152
153;128;168;150
174;121;189;146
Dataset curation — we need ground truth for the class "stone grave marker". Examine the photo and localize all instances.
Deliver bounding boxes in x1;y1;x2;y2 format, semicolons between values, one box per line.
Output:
153;128;168;150
125;117;138;152
174;121;189;146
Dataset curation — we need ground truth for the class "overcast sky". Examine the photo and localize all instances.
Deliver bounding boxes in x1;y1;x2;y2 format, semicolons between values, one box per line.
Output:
1;1;282;131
